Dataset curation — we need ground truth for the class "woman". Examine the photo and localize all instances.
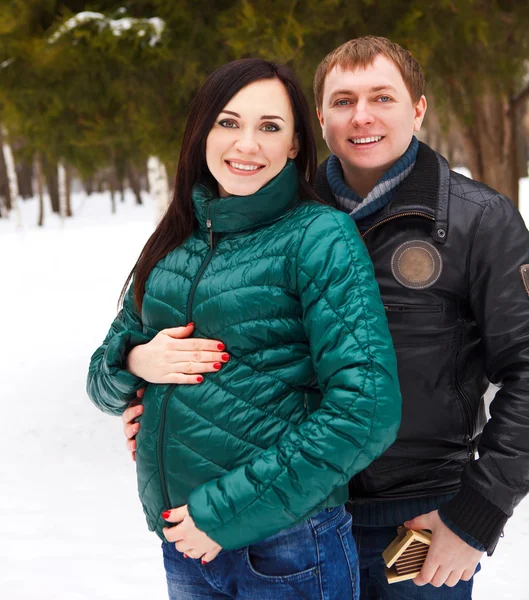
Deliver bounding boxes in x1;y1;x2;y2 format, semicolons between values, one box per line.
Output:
87;58;401;600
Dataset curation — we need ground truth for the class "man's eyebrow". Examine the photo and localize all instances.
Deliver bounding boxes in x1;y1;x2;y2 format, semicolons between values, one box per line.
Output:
330;90;354;97
369;85;398;93
329;85;398;97
220;110;285;122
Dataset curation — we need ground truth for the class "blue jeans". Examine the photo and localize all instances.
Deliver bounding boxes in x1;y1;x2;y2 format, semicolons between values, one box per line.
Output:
163;505;359;599
352;525;481;600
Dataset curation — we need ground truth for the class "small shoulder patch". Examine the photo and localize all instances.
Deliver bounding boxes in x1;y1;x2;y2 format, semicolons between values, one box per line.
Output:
520;265;529;298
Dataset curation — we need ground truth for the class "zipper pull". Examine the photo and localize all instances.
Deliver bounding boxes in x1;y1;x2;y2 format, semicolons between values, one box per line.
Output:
206;219;213;248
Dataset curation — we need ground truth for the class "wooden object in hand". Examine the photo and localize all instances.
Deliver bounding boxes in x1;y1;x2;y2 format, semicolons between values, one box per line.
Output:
382;527;432;584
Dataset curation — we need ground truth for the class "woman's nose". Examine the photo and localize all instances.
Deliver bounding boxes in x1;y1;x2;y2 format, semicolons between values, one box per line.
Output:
234;135;259;154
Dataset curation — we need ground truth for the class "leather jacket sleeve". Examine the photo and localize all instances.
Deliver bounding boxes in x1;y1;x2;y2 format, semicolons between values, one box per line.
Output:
439;193;529;554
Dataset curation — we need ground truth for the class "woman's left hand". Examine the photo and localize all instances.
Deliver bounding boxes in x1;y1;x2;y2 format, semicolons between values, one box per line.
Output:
162;505;222;563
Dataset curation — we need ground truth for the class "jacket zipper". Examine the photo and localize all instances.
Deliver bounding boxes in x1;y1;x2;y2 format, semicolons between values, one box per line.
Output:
384;303;442;313
454;347;475;456
362;211;435;238
158;207;218;511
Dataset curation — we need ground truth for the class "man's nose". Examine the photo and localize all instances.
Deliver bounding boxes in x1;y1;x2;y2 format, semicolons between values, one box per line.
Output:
351;101;375;127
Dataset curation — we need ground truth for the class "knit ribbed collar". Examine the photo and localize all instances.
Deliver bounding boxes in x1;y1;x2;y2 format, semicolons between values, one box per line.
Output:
192;160;299;233
326;136;419;221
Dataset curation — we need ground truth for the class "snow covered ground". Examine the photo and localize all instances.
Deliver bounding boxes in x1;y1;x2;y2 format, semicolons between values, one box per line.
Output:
1;179;529;600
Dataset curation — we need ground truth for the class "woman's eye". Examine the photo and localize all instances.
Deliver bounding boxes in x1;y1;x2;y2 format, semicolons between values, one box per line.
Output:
261;123;280;132
218;119;238;128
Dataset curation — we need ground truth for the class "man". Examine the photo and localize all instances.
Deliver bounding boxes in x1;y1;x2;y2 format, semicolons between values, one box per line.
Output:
312;36;529;598
122;37;529;598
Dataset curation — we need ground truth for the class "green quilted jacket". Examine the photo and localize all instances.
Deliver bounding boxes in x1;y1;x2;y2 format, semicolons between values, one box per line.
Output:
87;161;401;549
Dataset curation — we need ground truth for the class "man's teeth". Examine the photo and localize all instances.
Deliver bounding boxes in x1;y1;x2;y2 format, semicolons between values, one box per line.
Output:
351;136;383;144
229;162;260;171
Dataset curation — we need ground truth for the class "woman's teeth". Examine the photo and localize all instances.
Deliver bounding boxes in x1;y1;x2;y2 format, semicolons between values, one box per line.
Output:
228;162;260;171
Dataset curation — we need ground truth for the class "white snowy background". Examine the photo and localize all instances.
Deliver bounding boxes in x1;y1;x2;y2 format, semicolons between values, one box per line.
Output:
1;176;528;599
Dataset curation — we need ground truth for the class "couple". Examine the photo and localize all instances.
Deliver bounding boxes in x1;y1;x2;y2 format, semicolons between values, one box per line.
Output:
87;37;529;600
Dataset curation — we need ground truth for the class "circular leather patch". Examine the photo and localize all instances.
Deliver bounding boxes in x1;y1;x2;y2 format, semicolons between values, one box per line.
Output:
391;240;443;290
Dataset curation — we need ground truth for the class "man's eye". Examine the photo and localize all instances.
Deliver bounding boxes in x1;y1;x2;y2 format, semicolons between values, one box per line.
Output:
261;123;280;132
335;99;350;106
218;119;238;128
378;96;392;103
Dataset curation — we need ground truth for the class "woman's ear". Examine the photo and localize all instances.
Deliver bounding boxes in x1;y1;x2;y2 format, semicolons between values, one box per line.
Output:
288;134;300;159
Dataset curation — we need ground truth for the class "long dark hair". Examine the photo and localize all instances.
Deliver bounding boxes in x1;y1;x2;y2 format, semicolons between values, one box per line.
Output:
120;58;319;312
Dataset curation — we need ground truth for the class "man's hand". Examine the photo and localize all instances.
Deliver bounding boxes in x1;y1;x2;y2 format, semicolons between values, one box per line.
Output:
126;323;229;384
162;505;222;564
404;510;483;588
122;388;145;462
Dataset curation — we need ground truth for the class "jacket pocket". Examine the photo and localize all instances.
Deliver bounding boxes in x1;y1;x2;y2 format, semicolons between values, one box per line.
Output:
384;303;443;313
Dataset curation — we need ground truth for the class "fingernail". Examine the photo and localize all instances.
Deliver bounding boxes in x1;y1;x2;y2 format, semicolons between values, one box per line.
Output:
196;376;204;383
222;354;230;361
217;343;225;350
162;510;171;519
186;322;194;327
184;554;189;559
201;559;207;565
213;363;221;370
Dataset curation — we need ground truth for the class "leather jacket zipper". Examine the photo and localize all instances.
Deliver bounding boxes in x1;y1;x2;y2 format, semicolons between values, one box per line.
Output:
454;351;475;456
158;208;219;511
384;303;442;313
362;211;434;238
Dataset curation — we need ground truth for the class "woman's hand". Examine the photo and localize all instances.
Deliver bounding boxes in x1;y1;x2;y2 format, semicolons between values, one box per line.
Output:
163;505;222;564
126;323;229;384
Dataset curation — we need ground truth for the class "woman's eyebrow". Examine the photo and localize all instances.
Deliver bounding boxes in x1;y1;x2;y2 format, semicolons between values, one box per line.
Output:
260;115;285;122
220;110;285;122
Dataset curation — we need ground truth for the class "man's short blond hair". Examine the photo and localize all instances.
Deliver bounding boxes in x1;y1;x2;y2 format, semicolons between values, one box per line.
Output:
313;36;425;110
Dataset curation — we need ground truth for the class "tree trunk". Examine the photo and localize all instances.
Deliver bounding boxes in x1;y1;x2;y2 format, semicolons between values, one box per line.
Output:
36;154;45;227
2;127;21;226
459;91;519;207
42;155;60;213
127;163;143;205
58;162;67;220
17;160;34;199
0;127;11;214
83;176;94;196
65;164;72;217
147;156;169;220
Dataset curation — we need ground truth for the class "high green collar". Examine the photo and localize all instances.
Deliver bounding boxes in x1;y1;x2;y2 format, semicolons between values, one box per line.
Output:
192;160;299;233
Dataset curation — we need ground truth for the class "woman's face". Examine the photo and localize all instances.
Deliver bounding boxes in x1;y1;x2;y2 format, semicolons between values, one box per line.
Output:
206;78;299;197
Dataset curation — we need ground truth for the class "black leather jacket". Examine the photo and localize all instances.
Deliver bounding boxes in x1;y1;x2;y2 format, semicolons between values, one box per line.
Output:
316;142;529;553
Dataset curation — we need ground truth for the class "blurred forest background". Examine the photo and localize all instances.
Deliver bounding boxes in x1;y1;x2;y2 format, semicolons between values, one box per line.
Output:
1;0;529;226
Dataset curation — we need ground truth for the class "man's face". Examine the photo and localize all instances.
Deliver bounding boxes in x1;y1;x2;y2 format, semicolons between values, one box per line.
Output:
318;54;426;180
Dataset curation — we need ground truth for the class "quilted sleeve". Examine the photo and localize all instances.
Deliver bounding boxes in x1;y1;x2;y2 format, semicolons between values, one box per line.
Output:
86;284;151;416
187;209;401;549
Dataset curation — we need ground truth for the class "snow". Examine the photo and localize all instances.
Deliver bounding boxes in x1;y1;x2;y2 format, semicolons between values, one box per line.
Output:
48;12;165;46
1;181;529;599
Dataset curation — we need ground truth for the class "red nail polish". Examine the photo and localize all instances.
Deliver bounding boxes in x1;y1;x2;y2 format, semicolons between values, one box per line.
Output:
186;322;194;327
213;363;221;370
184;554;189;559
196;376;204;383
222;354;230;362
201;559;207;565
162;510;171;519
217;343;225;351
